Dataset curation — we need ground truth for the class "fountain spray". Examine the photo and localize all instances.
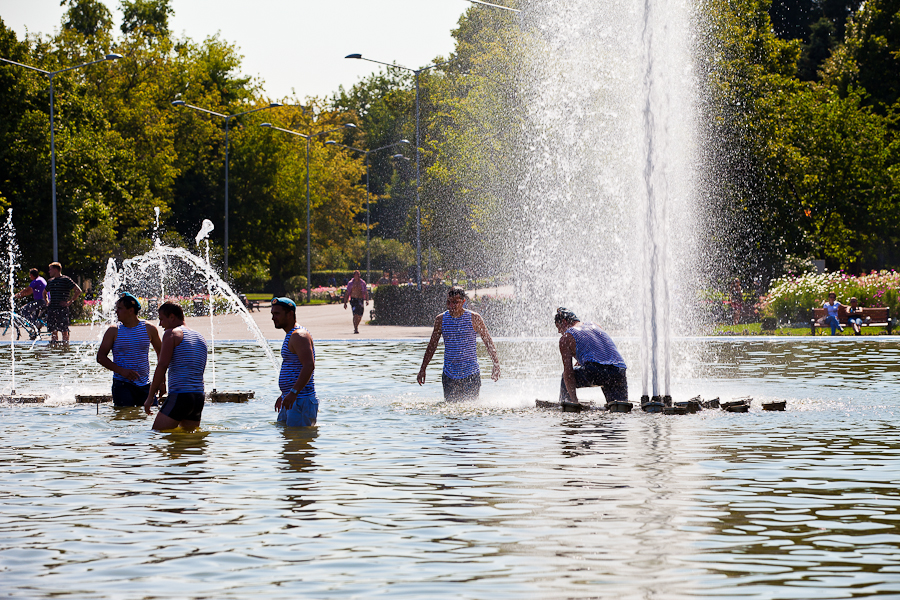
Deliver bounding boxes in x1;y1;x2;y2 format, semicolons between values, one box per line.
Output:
5;209;18;394
196;219;216;392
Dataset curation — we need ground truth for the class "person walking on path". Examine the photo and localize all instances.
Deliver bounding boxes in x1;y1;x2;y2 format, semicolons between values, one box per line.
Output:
554;307;628;408
43;262;82;344
144;302;208;431
96;293;163;407
342;270;369;334
14;268;47;326
417;286;500;401
271;297;318;427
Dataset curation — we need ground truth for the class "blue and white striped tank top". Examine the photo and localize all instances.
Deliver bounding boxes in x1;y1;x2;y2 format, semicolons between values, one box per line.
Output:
442;310;480;379
112;320;151;385
168;327;208;394
279;325;315;397
567;323;626;368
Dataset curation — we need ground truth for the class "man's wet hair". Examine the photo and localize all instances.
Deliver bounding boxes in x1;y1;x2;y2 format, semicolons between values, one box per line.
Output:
554;307;580;324
29;268;39;277
158;301;184;321
448;286;467;300
49;262;62;271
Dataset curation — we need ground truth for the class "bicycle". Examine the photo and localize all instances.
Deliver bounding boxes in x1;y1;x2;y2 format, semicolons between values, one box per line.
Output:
0;302;46;341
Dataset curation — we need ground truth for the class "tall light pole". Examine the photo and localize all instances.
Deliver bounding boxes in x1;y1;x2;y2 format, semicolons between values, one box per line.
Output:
324;138;410;282
171;100;283;276
1;53;122;262
260;122;357;303
345;54;455;291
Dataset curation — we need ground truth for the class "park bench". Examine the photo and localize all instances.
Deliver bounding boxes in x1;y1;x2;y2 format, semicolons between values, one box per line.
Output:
810;306;893;335
238;293;260;312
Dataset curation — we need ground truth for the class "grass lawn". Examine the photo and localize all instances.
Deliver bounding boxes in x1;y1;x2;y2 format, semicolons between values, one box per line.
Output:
243;293;329;306
712;322;892;336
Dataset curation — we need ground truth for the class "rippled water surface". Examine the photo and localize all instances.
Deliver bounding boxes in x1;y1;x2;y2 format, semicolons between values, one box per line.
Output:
2;337;899;598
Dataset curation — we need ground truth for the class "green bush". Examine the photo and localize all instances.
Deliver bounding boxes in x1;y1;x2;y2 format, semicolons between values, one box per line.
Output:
371;284;449;325
284;275;308;293
760;271;900;322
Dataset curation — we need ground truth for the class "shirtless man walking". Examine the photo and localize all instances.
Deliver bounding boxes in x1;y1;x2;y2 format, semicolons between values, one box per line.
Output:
144;302;208;431
417;286;500;400
342;270;369;334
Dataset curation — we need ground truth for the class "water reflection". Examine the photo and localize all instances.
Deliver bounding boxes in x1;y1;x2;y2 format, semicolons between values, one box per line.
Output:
279;426;318;513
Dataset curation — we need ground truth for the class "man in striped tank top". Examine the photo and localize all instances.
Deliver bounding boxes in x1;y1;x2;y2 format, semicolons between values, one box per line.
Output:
417;286;500;401
271;297;317;426
555;307;628;407
96;293;163;407
144;302;208;431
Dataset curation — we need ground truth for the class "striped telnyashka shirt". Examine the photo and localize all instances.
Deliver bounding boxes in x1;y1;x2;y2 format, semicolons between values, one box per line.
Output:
112;320;151;385
567;323;626;369
167;327;208;394
442;310;480;379
279;324;315;397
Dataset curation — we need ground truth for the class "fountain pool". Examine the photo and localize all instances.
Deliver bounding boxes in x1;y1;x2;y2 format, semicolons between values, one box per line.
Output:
2;337;899;598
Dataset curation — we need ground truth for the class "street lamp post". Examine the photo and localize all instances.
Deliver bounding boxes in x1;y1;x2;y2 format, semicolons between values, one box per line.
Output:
260;122;357;303
324;138;410;282
171;100;283;276
0;53;122;261
345;54;455;291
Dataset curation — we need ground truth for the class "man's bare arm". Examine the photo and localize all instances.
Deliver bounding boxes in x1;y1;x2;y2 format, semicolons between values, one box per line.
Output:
559;333;578;403
417;315;443;385
473;313;500;381
280;330;316;411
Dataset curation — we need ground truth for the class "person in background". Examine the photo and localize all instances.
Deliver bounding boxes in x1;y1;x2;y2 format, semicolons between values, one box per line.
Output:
271;297;317;427
342;270;369;334
144;302;208;431
417;286;500;401
554;307;628;408
14;268;47;326
816;292;844;335
376;270;391;286
97;293;163;407
846;296;869;336
43;262;82;344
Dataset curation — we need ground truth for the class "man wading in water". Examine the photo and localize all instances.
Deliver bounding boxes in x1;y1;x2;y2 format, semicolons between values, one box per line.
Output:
271;297;317;427
417;286;500;400
554;307;628;408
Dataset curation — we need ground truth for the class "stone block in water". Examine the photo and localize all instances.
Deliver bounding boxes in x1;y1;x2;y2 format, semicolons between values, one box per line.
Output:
607;401;633;413
76;395;113;404
762;400;786;411
207;390;254;403
722;397;751;412
0;394;47;403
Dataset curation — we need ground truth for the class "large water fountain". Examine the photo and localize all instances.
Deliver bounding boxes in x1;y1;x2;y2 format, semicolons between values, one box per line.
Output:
508;0;699;411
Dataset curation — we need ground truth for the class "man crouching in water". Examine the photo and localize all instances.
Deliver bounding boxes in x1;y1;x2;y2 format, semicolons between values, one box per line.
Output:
555;307;628;408
271;297;317;426
144;302;208;431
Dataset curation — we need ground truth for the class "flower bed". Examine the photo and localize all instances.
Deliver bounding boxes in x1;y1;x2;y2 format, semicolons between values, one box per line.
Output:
759;271;900;322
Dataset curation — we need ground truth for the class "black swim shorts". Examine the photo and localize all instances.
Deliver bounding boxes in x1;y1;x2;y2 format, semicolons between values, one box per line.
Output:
442;372;481;401
160;392;205;422
46;307;70;333
349;297;364;316
112;379;151;407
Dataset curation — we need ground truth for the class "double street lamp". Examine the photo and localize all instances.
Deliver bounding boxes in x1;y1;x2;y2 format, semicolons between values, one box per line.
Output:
171;100;283;275
260;122;357;303
345;53;455;291
0;53;122;261
324;138;411;282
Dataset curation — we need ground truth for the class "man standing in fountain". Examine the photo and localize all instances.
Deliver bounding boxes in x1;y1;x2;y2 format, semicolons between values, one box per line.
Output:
342;270;369;334
554;307;628;407
96;293;163;407
42;262;82;345
271;297;317;427
417;286;500;401
144;302;208;431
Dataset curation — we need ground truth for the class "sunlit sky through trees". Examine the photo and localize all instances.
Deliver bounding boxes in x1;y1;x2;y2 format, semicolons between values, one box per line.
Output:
0;0;467;100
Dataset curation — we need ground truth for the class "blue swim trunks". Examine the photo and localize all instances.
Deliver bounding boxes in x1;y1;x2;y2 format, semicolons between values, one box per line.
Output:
278;394;318;427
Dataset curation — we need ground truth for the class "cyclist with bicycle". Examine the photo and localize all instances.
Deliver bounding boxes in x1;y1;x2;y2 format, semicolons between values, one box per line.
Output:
14;268;47;328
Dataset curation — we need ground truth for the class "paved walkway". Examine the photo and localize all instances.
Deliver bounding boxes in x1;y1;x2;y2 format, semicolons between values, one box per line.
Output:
33;302;434;343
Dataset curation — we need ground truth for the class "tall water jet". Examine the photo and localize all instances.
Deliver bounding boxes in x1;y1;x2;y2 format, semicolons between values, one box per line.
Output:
195;219;217;392
508;0;698;402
